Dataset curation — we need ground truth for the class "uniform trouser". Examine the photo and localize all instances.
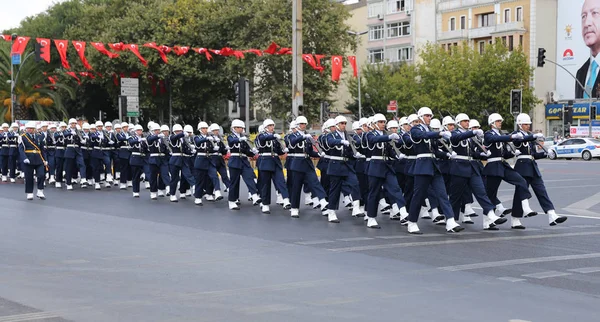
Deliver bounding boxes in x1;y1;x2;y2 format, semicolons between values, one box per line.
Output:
65;156;86;185
169;164;183;194
193;168;209;198
0;155;6;176
511;175;554;218
55;156;64;182
149;163;170;192
357;171;369;206
112;152;119;175
290;169;327;209
143;163;151;181
215;164;231;190
102;152;112;176
443;173;452;193
328;172;360;211
319;169;330;200
8;154;17;178
367;171;407;218
131;165;143;193
259;168;290;205
91;157;105;182
427;187;440;210
169;164;194;194
228;165;258;202
207;165;221;193
409;173;454;222
449;174;494;221
84;158;93;180
485;171;531;217
119;158;130;184
180;160;196;193
47;151;56;177
24;163;45;193
404;174;415;209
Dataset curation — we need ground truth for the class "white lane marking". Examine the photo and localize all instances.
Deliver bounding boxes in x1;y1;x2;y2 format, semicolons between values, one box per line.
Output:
438;253;600;271
295;240;335;245
61;259;90;264
497;277;526;282
567;267;600;274
0;312;60;322
565;191;600;210
328;232;600;253
235;304;295;315
337;237;374;242
376;234;446;239
522;271;572;279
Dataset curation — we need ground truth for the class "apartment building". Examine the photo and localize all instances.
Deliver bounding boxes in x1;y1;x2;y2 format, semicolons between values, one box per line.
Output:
366;0;415;64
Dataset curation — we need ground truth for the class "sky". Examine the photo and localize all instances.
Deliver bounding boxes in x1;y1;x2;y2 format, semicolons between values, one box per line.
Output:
0;0;67;32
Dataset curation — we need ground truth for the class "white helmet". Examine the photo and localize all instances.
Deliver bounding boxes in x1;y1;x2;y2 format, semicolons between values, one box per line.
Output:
231;119;245;128
488;113;503;125
372;113;386;123
352;121;361;131
76;124;82;130
147;121;154;129
208;124;219;132
95;121;103;127
25;122;36;129
327;119;336;128
258;125;264;133
36;124;43;130
41;122;48;127
430;119;442;131
82;123;90;130
134;124;143;131
263;119;275;127
367;117;375;128
184;125;194;133
295;116;308;124
11;122;18;128
417;107;433;119
114;123;122;129
399;117;409;126
197;122;208;130
160;125;170;132
455;113;469;123
516;113;532;125
289;121;297;129
334;115;347;124
386;120;399;130
121;122;129;128
407;114;419;124
469;119;481;128
59;122;67;128
442;116;454;127
358;118;369;126
1;123;8;128
49;123;57;129
172;124;183;132
129;123;135;129
68;118;77;124
104;121;112;128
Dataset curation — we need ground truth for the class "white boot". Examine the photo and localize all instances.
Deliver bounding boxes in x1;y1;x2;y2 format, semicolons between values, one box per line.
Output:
214;190;223;201
319;199;329;213
462;212;474;224
446;218;463;233
100;173;105;181
379;199;391;214
1;176;6;182
328;210;340;223
367;217;380;229
195;198;203;206
248;192;252;201
304;192;313;205
115;172;120;180
127;180;133;188
55;182;62;188
290;208;300;218
343;195;353;208
66;185;73;191
150;192;157;200
133;192;140;198
95;183;101;190
464;203;476;216
10;178;15;183
521;199;538;217
26;193;34;200
104;181;111;188
120;183;126;190
165;186;170;196
80;179;88;188
399;206;409;222
352;200;364;217
185;189;192;196
229;201;239;210
495;203;511;217
390;203;402;220
276;193;284;205
179;193;186;200
106;173;113;183
408;221;422;234
251;193;261;205
420;206;432;219
170;195;178;202
49;175;55;184
548;210;567;226
424;198;431;208
205;194;215;201
282;198;291;210
158;190;165;197
145;181;150;189
312;197;321;209
36;190;46;200
261;204;270;214
511;217;525;229
360;205;366;217
486;210;506;226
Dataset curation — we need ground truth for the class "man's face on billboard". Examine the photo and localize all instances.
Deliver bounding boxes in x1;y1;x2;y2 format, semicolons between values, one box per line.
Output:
582;0;600;49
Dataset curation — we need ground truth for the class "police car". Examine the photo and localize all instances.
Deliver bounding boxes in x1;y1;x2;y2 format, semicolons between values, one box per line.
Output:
548;138;600;161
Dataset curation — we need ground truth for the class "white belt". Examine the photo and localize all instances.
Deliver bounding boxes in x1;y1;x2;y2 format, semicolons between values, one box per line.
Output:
8;144;17;148
366;158;371;161
328;156;347;161
210;153;220;156
150;153;165;157
120;146;130;149
131;152;143;156
230;153;248;157
371;156;389;160
56;147;65;150
407;156;417;160
287;153;307;158
102;147;114;150
47;146;56;149
454;155;472;161
259;153;277;157
417;153;434;158
67;144;79;148
93;147;102;150
1;145;7;148
487;157;503;162
517;155;534;160
81;147;89;150
324;155;331;159
171;153;183;156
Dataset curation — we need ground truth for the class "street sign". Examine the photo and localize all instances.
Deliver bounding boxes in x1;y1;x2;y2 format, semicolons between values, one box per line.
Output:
387;100;397;113
121;87;139;96
11;54;21;65
126;111;139;117
120;78;139;117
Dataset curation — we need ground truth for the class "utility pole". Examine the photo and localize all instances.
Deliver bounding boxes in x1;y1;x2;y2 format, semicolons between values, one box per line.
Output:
348;30;368;119
10;34;17;122
291;0;303;118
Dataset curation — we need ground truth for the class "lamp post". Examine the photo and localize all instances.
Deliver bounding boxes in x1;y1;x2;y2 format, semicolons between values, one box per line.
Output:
347;30;368;119
10;33;17;122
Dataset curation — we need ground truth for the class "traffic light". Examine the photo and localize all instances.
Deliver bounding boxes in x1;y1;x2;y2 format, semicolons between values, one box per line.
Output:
564;102;573;124
34;42;46;63
233;83;239;104
591;105;597;120
237;77;247;108
510;89;522;114
537;48;546;67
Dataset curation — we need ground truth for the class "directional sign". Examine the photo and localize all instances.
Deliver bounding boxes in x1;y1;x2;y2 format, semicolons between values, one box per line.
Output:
121;87;139;96
11;54;21;65
387;100;397;113
120;78;139;96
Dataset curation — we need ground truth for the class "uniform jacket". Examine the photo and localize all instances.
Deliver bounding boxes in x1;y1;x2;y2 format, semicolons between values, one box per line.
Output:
409;124;447;176
18;132;47;165
227;133;254;169
288;131;320;173
512;130;545;178
256;132;284;171
325;131;355;176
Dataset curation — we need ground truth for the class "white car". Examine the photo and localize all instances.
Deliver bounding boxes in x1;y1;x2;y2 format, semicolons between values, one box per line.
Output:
548;138;600;161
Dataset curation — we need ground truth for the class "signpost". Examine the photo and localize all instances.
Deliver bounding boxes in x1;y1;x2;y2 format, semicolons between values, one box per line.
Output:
387;100;397;114
121;78;139;118
11;54;21;65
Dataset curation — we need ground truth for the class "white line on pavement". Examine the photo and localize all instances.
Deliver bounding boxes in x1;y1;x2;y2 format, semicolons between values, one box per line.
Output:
438;253;600;271
522;271;572;279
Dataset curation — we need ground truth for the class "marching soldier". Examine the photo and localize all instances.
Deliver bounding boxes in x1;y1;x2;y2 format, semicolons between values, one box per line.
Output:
226;119;261;210
0;123;8;182
511;113;567;227
178;125;197;198
104;122;117;185
256;119;291;213
80;123;93;185
46;123;57;184
193;122;213;206
128;124;146;198
208;123;231;196
63;119;88;190
116;122;132;189
53;122;67;188
168;124;190;202
352;119;368;216
146;124;171;199
6;123;20;183
316;119;333;204
90;121;109;190
19;122;47;200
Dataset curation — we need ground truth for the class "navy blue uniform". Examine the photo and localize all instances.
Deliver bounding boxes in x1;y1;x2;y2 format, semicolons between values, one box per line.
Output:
128;135;147;193
227;133;258;202
63;127;87;186
53;130;66;183
209;136;231;192
288;132;327;210
18;132;47;193
256;132;289;206
146;134;171;193
116;131;132;184
325;131;360;211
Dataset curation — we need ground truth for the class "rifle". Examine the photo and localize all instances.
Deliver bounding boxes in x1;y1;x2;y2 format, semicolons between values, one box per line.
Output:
482;109;518;154
442;110;487;153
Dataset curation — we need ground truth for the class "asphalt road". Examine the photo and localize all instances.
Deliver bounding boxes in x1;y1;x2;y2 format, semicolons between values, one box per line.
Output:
1;159;599;322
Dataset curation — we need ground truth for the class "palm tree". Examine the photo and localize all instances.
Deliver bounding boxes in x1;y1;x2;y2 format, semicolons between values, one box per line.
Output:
0;45;74;122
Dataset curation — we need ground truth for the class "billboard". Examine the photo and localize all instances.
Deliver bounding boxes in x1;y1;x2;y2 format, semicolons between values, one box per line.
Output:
556;0;596;100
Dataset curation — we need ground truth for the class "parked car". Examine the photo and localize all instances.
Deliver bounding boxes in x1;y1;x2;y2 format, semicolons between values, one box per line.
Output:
547;138;600;161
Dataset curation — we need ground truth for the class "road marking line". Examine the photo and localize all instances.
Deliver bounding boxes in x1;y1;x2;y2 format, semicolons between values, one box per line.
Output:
61;259;89;264
307;297;361;306
522;271;572;279
235;304;295;315
337;237;374;242
376;234;446;239
567;267;600;274
295;240;335;245
0;312;61;322
438;253;600;271
565;191;600;210
497;277;526;282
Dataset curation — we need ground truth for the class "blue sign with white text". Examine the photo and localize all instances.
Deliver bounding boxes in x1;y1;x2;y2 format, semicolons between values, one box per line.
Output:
11;53;20;65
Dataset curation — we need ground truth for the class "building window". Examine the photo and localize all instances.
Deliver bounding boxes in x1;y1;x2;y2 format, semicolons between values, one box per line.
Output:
508;35;514;51
516;7;523;22
450;17;456;31
478;12;495;27
519;35;523;48
504;9;511;23
387;21;410;38
369;25;384;40
460;16;466;30
368;2;383;18
387;0;406;14
369;49;385;63
501;36;507;45
397;47;413;61
479;41;485;54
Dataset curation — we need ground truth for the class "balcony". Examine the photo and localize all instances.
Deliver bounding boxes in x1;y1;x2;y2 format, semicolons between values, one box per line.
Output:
438;29;469;41
438;0;496;12
491;21;526;34
470;25;496;38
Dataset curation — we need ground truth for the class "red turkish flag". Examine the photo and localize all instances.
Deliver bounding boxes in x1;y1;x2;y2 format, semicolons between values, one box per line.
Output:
124;44;147;66
347;56;357;77
148;74;157;96
214;47;234;56
36;38;51;63
143;42;169;64
66;71;81;85
2;35;11;42
159;45;172;54
244;49;263;56
112;73;119;86
54;40;70;69
331;55;343;82
233;51;245;60
193;47;213;61
276;47;292;55
72;41;93;70
12;36;30;55
302;54;318;70
108;42;124;51
90;42;119;59
315;54;326;74
264;42;278;55
173;46;190;56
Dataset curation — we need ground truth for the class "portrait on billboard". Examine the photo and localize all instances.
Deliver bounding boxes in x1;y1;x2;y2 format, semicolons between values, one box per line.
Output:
576;0;600;98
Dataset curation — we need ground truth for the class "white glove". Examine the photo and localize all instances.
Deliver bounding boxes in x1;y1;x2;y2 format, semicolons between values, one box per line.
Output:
23;159;30;164
225;146;231;150
283;148;289;153
303;134;312;139
206;136;215;142
251;148;258;154
534;133;544;139
158;133;165;138
108;140;114;145
485;150;491;157
274;134;281;140
44;161;48;166
183;132;189;137
319;152;326;157
354;153;365;158
140;138;147;142
397;153;407;160
81;139;87;144
388;133;400;141
448;151;457;159
239;137;248;142
511;133;524;140
440;131;452;140
473;129;484;136
341;140;350;146
213;145;220;151
514;150;522;156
